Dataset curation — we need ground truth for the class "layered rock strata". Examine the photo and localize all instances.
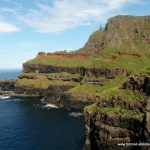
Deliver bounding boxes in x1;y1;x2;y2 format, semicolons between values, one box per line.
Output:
84;75;150;150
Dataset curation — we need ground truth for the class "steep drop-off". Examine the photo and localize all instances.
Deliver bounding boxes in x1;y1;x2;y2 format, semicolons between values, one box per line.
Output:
0;15;150;150
81;15;150;54
84;75;150;150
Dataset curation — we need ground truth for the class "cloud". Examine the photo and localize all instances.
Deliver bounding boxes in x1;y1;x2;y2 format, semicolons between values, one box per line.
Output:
17;0;141;33
1;0;142;33
0;21;20;32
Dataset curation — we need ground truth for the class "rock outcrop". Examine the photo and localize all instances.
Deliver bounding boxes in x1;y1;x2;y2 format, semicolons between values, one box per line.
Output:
84;75;150;150
0;15;149;150
81;15;150;54
0;80;15;91
123;75;150;95
23;64;129;79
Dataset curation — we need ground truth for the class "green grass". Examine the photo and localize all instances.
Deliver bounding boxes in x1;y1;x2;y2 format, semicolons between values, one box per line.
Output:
71;76;127;98
103;106;144;117
103;106;120;114
26;49;150;74
89;53;150;74
85;103;98;113
101;88;145;102
85;105;144;117
27;55;92;67
81;75;106;83
16;75;51;89
16;73;78;89
47;72;81;80
25;16;150;74
19;72;38;78
19;72;81;80
88;30;105;41
71;75;144;102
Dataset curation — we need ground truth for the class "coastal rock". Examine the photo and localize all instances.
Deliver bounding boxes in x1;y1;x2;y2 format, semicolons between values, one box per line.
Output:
0;15;149;150
84;74;150;150
123;76;150;95
0;80;15;91
23;64;129;79
81;15;150;53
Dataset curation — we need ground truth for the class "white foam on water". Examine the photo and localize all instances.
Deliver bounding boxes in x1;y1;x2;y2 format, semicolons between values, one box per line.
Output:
43;104;58;109
0;96;10;100
2;99;12;102
13;99;25;101
69;112;83;117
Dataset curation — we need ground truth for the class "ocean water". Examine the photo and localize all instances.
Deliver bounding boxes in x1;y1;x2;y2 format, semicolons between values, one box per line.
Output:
0;69;21;80
0;70;85;150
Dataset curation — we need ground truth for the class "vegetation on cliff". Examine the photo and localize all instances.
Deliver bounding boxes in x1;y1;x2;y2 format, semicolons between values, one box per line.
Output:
1;15;150;150
27;55;92;67
8;15;146;104
70;76;127;98
14;16;150;107
17;73;79;89
26;15;150;74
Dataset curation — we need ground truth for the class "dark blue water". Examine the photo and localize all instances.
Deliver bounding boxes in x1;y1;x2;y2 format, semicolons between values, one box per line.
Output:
0;70;21;80
0;70;85;150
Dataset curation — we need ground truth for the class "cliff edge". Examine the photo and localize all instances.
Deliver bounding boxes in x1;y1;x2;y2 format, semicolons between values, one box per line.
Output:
0;15;150;149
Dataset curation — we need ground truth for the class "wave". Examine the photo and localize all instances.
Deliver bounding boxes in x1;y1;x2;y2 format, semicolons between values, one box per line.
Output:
0;96;11;100
69;112;83;117
43;104;58;109
13;99;26;102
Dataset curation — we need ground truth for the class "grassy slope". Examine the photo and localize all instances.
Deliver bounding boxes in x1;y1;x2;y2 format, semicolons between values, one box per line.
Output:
26;16;150;73
27;55;92;67
19;16;149;113
71;76;127;98
16;73;79;89
103;106;144;117
27;53;150;74
19;72;81;80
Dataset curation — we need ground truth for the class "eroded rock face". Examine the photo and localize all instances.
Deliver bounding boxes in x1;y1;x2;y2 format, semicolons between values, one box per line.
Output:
42;84;94;109
14;86;45;96
44;91;94;109
84;75;150;150
123;76;150;95
0;80;15;91
0;15;149;150
23;63;85;75
84;101;150;150
23;64;129;79
81;15;150;53
142;97;150;143
146;98;150;132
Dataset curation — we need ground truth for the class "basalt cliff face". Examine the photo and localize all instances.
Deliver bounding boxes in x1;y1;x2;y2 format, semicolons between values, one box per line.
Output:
81;15;150;54
0;15;150;149
84;76;150;150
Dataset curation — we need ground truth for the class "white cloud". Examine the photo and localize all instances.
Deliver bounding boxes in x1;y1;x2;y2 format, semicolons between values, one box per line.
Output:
17;0;141;33
0;21;20;32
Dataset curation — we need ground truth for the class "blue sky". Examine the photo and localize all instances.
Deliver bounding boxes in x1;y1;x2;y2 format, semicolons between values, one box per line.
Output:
0;0;149;69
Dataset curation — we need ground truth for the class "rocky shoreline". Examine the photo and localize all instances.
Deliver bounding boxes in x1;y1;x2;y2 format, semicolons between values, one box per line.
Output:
0;15;150;150
0;90;40;98
0;73;150;150
0;79;94;109
84;75;150;150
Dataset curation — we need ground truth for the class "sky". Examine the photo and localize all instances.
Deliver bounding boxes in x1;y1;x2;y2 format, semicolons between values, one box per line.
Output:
0;0;149;69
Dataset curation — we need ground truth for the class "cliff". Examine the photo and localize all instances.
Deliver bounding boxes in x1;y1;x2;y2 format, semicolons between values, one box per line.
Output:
0;15;150;149
84;75;150;150
81;15;150;54
23;16;150;74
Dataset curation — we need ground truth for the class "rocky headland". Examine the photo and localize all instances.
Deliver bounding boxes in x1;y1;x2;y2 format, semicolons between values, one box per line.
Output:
0;15;150;150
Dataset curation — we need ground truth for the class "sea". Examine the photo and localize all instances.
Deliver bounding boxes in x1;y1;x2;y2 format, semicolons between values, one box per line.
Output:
0;70;85;150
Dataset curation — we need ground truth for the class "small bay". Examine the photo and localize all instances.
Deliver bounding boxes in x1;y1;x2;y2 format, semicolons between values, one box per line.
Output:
0;70;85;150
